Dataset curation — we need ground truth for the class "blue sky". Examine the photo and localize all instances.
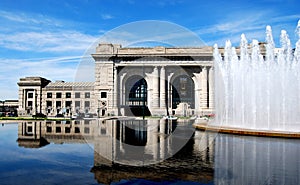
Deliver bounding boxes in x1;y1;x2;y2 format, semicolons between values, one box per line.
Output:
0;0;299;99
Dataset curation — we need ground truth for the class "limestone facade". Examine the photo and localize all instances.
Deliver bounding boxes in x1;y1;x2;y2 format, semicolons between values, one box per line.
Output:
92;43;214;116
18;43;215;117
18;77;96;117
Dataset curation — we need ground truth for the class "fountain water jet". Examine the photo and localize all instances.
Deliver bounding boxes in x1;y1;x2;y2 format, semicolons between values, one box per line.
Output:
213;21;300;132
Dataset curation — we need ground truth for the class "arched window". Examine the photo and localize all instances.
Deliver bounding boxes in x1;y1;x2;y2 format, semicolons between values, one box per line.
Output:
126;76;147;106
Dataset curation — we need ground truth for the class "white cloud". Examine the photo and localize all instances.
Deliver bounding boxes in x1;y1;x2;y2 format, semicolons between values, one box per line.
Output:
0;56;86;99
101;14;113;20
195;12;300;46
0;10;63;27
0;31;99;53
0;10;101;53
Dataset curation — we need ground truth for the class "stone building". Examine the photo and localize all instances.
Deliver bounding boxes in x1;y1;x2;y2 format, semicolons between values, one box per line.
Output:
18;77;96;117
93;43;214;117
18;43;215;117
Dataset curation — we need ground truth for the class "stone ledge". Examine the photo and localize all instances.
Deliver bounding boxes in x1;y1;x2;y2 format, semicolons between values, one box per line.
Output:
193;123;300;138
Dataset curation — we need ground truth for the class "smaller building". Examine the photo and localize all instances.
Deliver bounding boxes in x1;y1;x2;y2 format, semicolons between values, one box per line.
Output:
0;99;18;116
17;77;96;117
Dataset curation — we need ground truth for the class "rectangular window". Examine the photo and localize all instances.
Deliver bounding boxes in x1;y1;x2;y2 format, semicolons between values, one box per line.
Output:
47;92;52;98
101;128;106;135
84;127;90;134
56;92;62;98
75;127;80;133
85;92;90;98
75;92;80;98
56;127;61;133
27;126;33;133
27;101;33;107
56;101;61;107
65;127;71;133
28;92;33;98
84;101;90;108
46;101;52;107
75;101;80;108
46;126;52;133
66;92;71;98
66;101;72;107
101;92;107;98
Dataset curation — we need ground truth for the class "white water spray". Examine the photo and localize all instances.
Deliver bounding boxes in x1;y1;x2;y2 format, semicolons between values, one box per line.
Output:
213;21;300;132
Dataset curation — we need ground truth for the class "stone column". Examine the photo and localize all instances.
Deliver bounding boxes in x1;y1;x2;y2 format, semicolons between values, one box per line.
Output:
113;67;118;109
33;89;37;115
118;73;126;116
22;89;25;110
152;66;159;108
120;73;126;106
167;73;174;114
193;73;201;115
200;66;208;110
160;67;166;113
208;66;215;109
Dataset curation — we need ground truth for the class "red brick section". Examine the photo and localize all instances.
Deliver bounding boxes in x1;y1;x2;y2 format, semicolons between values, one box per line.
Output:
193;123;300;138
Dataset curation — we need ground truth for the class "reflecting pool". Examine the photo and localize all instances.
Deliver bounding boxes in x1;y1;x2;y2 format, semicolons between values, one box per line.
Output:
0;119;299;185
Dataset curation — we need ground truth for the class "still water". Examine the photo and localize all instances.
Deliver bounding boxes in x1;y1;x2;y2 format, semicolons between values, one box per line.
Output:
0;119;299;185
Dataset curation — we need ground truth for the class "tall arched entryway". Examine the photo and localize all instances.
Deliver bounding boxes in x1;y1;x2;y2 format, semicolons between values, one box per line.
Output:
125;75;150;116
172;75;195;110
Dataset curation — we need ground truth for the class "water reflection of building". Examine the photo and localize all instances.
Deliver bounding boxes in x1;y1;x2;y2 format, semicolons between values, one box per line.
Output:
17;121;300;184
16;120;214;184
17;122;49;148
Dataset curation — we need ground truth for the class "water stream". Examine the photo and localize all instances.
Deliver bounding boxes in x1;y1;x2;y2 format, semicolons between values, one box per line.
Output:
213;20;300;132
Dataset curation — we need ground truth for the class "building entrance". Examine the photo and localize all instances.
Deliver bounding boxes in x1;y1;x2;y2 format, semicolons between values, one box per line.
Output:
125;76;150;116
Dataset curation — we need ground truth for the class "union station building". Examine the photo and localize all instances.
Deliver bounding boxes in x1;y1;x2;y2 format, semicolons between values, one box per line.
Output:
18;43;215;117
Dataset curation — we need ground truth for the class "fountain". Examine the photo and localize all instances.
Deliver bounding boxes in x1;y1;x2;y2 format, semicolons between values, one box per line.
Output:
212;20;300;134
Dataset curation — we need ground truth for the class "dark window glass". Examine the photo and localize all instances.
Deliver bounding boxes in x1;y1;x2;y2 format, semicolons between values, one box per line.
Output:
75;127;80;133
28;101;33;107
47;126;52;133
75;101;80;107
27;126;32;133
28;93;33;98
66;101;72;107
56;101;61;107
56;92;62;98
84;127;90;134
85;92;90;98
56;127;61;133
65;127;71;133
84;101;90;108
46;101;52;107
66;92;71;98
47;93;52;98
75;92;80;98
101;92;107;98
101;128;106;135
